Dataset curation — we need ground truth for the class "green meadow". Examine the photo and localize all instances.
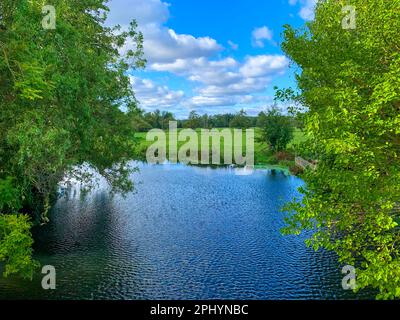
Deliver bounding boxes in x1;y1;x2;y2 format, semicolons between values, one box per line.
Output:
133;128;306;169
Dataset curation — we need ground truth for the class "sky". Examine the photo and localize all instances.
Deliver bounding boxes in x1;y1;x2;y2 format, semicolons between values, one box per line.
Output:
106;0;316;118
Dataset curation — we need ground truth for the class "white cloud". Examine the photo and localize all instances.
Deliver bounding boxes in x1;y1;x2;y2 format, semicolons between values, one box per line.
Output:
251;26;274;48
152;55;287;84
240;55;289;78
288;0;316;21
197;77;271;97
150;54;287;109
151;57;237;77
130;76;185;110
107;0;222;64
151;57;239;85
143;28;222;63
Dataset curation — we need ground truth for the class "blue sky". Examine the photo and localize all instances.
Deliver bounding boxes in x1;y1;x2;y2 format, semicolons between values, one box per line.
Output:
107;0;316;118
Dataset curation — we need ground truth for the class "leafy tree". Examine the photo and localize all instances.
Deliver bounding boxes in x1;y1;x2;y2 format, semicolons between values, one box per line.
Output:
209;113;234;128
201;114;210;129
142;109;175;129
0;0;145;277
282;0;400;299
184;111;202;129
229;109;251;129
130;108;152;132
256;112;266;128
259;108;294;151
143;110;161;129
160;111;175;130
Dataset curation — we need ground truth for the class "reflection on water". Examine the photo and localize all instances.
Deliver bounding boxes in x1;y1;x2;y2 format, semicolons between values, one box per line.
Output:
0;163;367;300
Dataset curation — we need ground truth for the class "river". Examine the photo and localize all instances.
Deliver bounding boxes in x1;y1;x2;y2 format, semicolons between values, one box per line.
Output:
0;163;366;299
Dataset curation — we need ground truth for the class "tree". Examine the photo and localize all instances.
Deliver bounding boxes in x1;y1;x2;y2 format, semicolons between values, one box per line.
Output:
259;108;294;151
130;108;152;132
229;109;251;129
0;0;145;278
209;113;234;128
160;111;175;130
201;114;210;129
281;0;400;299
184;111;202;129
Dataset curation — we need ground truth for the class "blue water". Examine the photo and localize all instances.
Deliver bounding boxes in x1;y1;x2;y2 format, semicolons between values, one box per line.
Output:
0;163;364;299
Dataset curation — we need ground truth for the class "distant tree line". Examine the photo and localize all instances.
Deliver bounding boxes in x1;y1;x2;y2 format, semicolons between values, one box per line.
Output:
132;108;300;133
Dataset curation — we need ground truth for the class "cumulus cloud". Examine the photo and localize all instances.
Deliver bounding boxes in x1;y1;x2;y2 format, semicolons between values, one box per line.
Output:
130;76;185;110
289;0;317;21
251;26;274;48
198;77;270;96
151;57;239;84
143;28;222;63
240;55;288;78
107;0;222;64
147;54;288;109
152;55;287;83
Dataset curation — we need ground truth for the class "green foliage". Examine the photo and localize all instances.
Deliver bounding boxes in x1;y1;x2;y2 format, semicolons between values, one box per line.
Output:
0;177;21;212
0;214;39;279
206;113;235;128
258;108;294;151
229;109;252;129
0;0;145;277
184;111;202;129
143;109;175;130
282;0;400;299
0;178;37;278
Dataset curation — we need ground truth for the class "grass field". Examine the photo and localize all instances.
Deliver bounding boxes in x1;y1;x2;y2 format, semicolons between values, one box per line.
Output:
289;128;308;148
133;128;306;168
